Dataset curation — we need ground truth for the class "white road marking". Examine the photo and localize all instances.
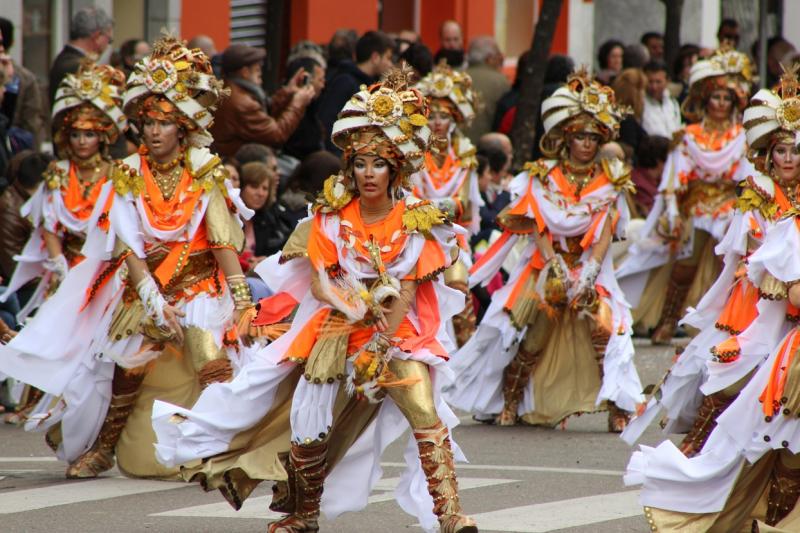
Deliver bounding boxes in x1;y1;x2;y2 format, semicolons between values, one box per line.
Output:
0;457;58;462
151;477;518;519
466;489;642;532
0;477;188;514
381;462;623;476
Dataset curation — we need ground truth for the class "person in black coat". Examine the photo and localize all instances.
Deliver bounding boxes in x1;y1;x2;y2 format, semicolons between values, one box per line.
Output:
317;31;394;153
48;7;113;107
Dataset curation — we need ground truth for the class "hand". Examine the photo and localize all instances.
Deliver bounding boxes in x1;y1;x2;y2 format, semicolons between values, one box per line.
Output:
292;85;315;107
364;303;391;332
0;54;14;81
789;283;800;308
285;68;307;93
234;307;254;347
247;255;267;271
162;304;186;344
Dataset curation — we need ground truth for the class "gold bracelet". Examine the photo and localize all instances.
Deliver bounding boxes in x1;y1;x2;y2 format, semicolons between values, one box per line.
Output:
227;277;253;308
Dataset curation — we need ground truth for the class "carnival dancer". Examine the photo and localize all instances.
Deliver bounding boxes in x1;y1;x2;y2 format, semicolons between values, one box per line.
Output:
444;69;644;431
412;61;482;347
0;36;253;479
622;69;800;458
616;46;754;344
0;62;127;424
152;67;478;533
624;66;800;532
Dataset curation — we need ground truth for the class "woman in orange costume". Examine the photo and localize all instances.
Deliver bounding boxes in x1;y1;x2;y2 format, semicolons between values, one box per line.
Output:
153;69;478;533
624;68;800;532
616;47;754;344
445;69;643;431
0;62;127;424
412;61;482;347
622;69;800;457
0;37;253;479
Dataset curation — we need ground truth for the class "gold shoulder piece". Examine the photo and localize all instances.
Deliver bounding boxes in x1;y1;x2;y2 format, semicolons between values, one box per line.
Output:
313;174;353;213
43;162;67;190
737;184;779;220
402;199;448;238
190;161;229;195
601;158;635;193
523;159;551;182
110;161;144;196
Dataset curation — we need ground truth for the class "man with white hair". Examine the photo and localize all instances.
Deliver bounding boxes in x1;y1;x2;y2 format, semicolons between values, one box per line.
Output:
48;6;113;107
465;35;510;143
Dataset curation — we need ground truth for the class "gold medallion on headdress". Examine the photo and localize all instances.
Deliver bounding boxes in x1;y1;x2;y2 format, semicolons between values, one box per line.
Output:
123;35;227;147
416;60;476;125
51;61;127;156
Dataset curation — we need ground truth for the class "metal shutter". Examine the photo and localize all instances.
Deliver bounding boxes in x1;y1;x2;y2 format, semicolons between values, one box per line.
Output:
230;0;267;47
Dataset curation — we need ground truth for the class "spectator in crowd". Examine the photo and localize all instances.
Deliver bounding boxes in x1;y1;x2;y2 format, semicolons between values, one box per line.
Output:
671;44;700;104
612;68;648;156
717;18;740;48
282;48;327;161
0;151;50;283
187;34;220;77
235;142;277;168
623;43;649;70
326;29;357;83
210;43;315;157
0;19;45;151
471;145;511;249
239;161;293;288
630;135;670;218
596;39;624;85
0;65;10;179
395;29;419;55
440;20;464;51
640;32;664;62
400;42;433;78
464;36;511;143
435;20;466;68
281;150;341;225
477;132;512;177
48;6;113;107
766;37;797;88
642;60;682;139
221;156;241;188
117;38;150;77
318;30;394;153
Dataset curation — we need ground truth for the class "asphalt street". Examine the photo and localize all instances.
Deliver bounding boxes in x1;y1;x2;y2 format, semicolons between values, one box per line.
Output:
0;339;680;533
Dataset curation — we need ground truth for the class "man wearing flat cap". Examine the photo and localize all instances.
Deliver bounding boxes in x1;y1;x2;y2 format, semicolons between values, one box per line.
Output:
210;43;315;156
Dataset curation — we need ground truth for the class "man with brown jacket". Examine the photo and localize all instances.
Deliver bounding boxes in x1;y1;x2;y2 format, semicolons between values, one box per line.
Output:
210;44;315;157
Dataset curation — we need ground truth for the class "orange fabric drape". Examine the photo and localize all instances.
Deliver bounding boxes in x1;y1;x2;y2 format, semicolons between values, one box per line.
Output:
760;330;800;417
62;163;107;220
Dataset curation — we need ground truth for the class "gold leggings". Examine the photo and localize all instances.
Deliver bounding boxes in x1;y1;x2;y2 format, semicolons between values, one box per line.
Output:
385;359;441;430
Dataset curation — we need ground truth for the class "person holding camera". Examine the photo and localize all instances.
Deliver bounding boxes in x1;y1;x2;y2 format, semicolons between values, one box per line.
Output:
210;43;315;157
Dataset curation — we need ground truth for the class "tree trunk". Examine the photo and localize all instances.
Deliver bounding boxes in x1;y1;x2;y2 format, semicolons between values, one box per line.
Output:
662;0;684;79
510;0;565;170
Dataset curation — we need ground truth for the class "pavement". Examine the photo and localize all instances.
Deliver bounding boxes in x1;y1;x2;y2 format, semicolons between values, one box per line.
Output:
0;338;681;533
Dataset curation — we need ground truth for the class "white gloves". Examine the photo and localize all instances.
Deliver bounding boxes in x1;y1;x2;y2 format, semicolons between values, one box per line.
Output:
136;275;169;327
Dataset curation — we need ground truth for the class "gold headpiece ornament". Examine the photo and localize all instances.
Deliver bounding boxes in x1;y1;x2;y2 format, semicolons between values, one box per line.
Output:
416;60;476;125
332;64;431;177
51;60;127;155
743;63;800;172
682;44;753;122
539;67;628;157
316;65;432;212
123;35;227;147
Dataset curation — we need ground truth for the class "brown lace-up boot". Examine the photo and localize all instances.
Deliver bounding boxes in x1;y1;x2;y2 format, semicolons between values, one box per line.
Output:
415;421;478;533
495;348;541;426
651;275;692;345
267;440;327;533
765;454;800;525
65;389;139;478
677;392;735;457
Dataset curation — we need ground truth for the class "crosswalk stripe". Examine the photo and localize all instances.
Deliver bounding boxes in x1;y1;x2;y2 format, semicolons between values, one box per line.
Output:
466;489;641;533
0;457;58;463
0;477;188;514
381;462;623;476
151;476;518;519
